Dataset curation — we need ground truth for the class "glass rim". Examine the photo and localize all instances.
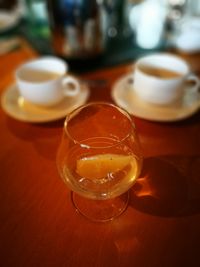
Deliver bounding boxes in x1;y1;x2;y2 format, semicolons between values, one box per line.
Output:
64;102;136;149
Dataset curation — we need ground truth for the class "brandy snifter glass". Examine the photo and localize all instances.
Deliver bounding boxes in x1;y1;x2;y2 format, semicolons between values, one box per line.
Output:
57;102;143;222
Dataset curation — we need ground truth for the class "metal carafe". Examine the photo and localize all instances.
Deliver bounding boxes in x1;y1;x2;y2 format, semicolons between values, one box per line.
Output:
47;0;106;59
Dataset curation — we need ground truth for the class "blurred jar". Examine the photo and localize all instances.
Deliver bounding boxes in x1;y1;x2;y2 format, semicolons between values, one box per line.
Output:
128;0;168;49
25;0;50;38
103;0;125;38
47;0;107;59
166;0;200;53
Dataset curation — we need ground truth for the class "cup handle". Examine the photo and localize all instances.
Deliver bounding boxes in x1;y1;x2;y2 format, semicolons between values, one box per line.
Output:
62;76;80;97
185;74;200;94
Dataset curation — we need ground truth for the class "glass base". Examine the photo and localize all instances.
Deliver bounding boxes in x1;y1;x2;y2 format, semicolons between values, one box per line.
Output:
71;191;129;222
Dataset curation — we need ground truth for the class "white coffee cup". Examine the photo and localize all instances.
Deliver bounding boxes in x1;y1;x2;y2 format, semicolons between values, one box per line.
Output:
133;53;200;105
16;56;80;107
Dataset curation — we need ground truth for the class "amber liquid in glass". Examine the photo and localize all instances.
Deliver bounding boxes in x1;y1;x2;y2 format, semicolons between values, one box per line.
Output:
58;104;142;200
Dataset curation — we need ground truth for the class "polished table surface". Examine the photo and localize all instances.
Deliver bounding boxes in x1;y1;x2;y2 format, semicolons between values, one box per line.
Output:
0;40;200;267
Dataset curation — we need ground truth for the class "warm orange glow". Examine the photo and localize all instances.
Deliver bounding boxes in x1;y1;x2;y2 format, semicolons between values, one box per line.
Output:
134;176;159;198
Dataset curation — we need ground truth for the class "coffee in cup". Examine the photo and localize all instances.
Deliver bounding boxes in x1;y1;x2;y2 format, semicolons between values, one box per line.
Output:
16;56;81;107
133;53;200;105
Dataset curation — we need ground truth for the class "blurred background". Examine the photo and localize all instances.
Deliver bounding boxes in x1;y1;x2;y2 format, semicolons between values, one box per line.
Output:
0;0;200;72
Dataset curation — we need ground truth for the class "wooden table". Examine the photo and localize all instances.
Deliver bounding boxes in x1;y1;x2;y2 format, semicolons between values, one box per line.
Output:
0;39;200;267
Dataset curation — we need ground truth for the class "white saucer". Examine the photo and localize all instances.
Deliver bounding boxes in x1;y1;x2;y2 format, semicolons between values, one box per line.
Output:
111;74;200;122
1;83;90;123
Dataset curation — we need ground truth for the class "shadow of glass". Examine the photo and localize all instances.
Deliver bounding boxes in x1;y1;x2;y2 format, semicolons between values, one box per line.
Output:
130;156;200;217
